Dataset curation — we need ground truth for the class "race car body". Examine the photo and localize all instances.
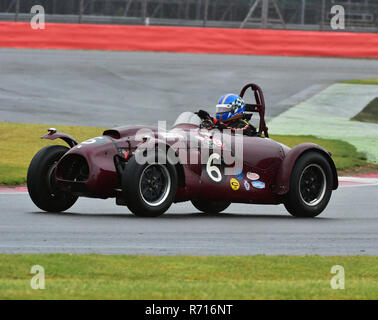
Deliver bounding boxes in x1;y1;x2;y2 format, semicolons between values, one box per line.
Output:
27;83;338;217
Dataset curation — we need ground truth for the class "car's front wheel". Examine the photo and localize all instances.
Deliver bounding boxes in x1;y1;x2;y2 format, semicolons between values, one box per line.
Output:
27;145;78;212
284;151;333;218
122;151;178;217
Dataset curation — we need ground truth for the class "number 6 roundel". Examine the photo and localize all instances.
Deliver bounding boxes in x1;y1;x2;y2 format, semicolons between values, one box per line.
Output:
204;153;224;183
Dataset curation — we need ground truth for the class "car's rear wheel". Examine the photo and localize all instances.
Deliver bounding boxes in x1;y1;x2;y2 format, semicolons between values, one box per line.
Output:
122;151;178;217
191;198;230;214
27;145;78;212
284;151;333;218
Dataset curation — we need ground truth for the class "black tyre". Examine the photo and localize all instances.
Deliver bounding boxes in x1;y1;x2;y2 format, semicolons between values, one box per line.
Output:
122;151;178;217
191;198;231;214
284;151;333;218
27;145;78;212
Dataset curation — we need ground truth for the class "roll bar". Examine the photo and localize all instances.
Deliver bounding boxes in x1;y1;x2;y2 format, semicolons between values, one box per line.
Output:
239;83;269;138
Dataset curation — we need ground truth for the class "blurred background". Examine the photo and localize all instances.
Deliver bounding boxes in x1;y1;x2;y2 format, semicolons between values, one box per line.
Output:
1;0;377;32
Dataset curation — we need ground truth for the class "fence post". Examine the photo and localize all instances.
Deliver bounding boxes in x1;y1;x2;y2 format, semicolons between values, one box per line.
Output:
15;0;20;21
261;0;268;29
301;0;306;25
78;0;84;23
320;0;326;30
141;0;147;24
203;0;209;27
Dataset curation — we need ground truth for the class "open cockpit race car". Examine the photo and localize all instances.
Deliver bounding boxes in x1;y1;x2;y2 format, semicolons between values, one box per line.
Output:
27;83;338;218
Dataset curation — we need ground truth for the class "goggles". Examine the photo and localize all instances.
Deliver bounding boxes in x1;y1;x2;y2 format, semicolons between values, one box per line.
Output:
216;104;232;114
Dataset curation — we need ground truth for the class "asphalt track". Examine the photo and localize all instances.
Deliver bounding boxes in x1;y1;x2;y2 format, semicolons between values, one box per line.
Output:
0;183;377;255
2;48;378;127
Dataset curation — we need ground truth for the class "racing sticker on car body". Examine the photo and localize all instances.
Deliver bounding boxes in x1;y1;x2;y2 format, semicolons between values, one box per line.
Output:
246;172;260;181
230;178;240;191
251;180;265;189
243;180;250;191
235;168;243;181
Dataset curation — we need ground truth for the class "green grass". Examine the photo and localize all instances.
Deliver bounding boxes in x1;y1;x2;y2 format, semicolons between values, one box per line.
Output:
271;134;371;171
342;78;378;85
351;97;378;124
0;165;26;185
0;122;105;185
0;254;377;300
0;122;376;185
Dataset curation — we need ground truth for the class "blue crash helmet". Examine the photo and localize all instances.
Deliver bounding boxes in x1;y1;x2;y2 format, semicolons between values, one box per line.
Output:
215;94;246;122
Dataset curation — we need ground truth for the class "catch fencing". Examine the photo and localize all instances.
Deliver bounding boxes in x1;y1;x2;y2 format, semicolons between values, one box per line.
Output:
1;0;377;32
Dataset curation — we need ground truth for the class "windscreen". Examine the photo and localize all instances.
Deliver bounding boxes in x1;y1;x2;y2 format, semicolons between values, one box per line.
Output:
173;112;201;127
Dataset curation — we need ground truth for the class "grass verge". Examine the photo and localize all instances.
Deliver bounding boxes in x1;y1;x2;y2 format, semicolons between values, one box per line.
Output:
0;254;377;300
342;79;378;85
351;97;378;124
273;135;374;172
0;122;104;185
0;121;376;185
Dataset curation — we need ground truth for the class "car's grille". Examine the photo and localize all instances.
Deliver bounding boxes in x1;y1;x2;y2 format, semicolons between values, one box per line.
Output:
57;154;89;182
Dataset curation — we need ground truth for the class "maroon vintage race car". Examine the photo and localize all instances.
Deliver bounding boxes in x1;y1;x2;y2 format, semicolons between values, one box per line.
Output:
27;83;338;218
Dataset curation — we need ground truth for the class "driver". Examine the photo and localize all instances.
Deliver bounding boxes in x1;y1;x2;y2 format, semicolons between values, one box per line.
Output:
197;94;256;136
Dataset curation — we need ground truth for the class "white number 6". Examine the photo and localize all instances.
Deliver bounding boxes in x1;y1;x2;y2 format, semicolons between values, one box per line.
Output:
206;153;222;182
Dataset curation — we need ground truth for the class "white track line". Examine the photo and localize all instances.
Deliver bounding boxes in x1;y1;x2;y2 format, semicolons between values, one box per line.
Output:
339;177;378;183
340;183;378;188
339;176;378;188
1;176;378;195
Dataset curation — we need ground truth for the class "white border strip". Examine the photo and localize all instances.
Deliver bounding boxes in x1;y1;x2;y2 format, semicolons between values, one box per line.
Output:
1;176;378;195
339;177;378;184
